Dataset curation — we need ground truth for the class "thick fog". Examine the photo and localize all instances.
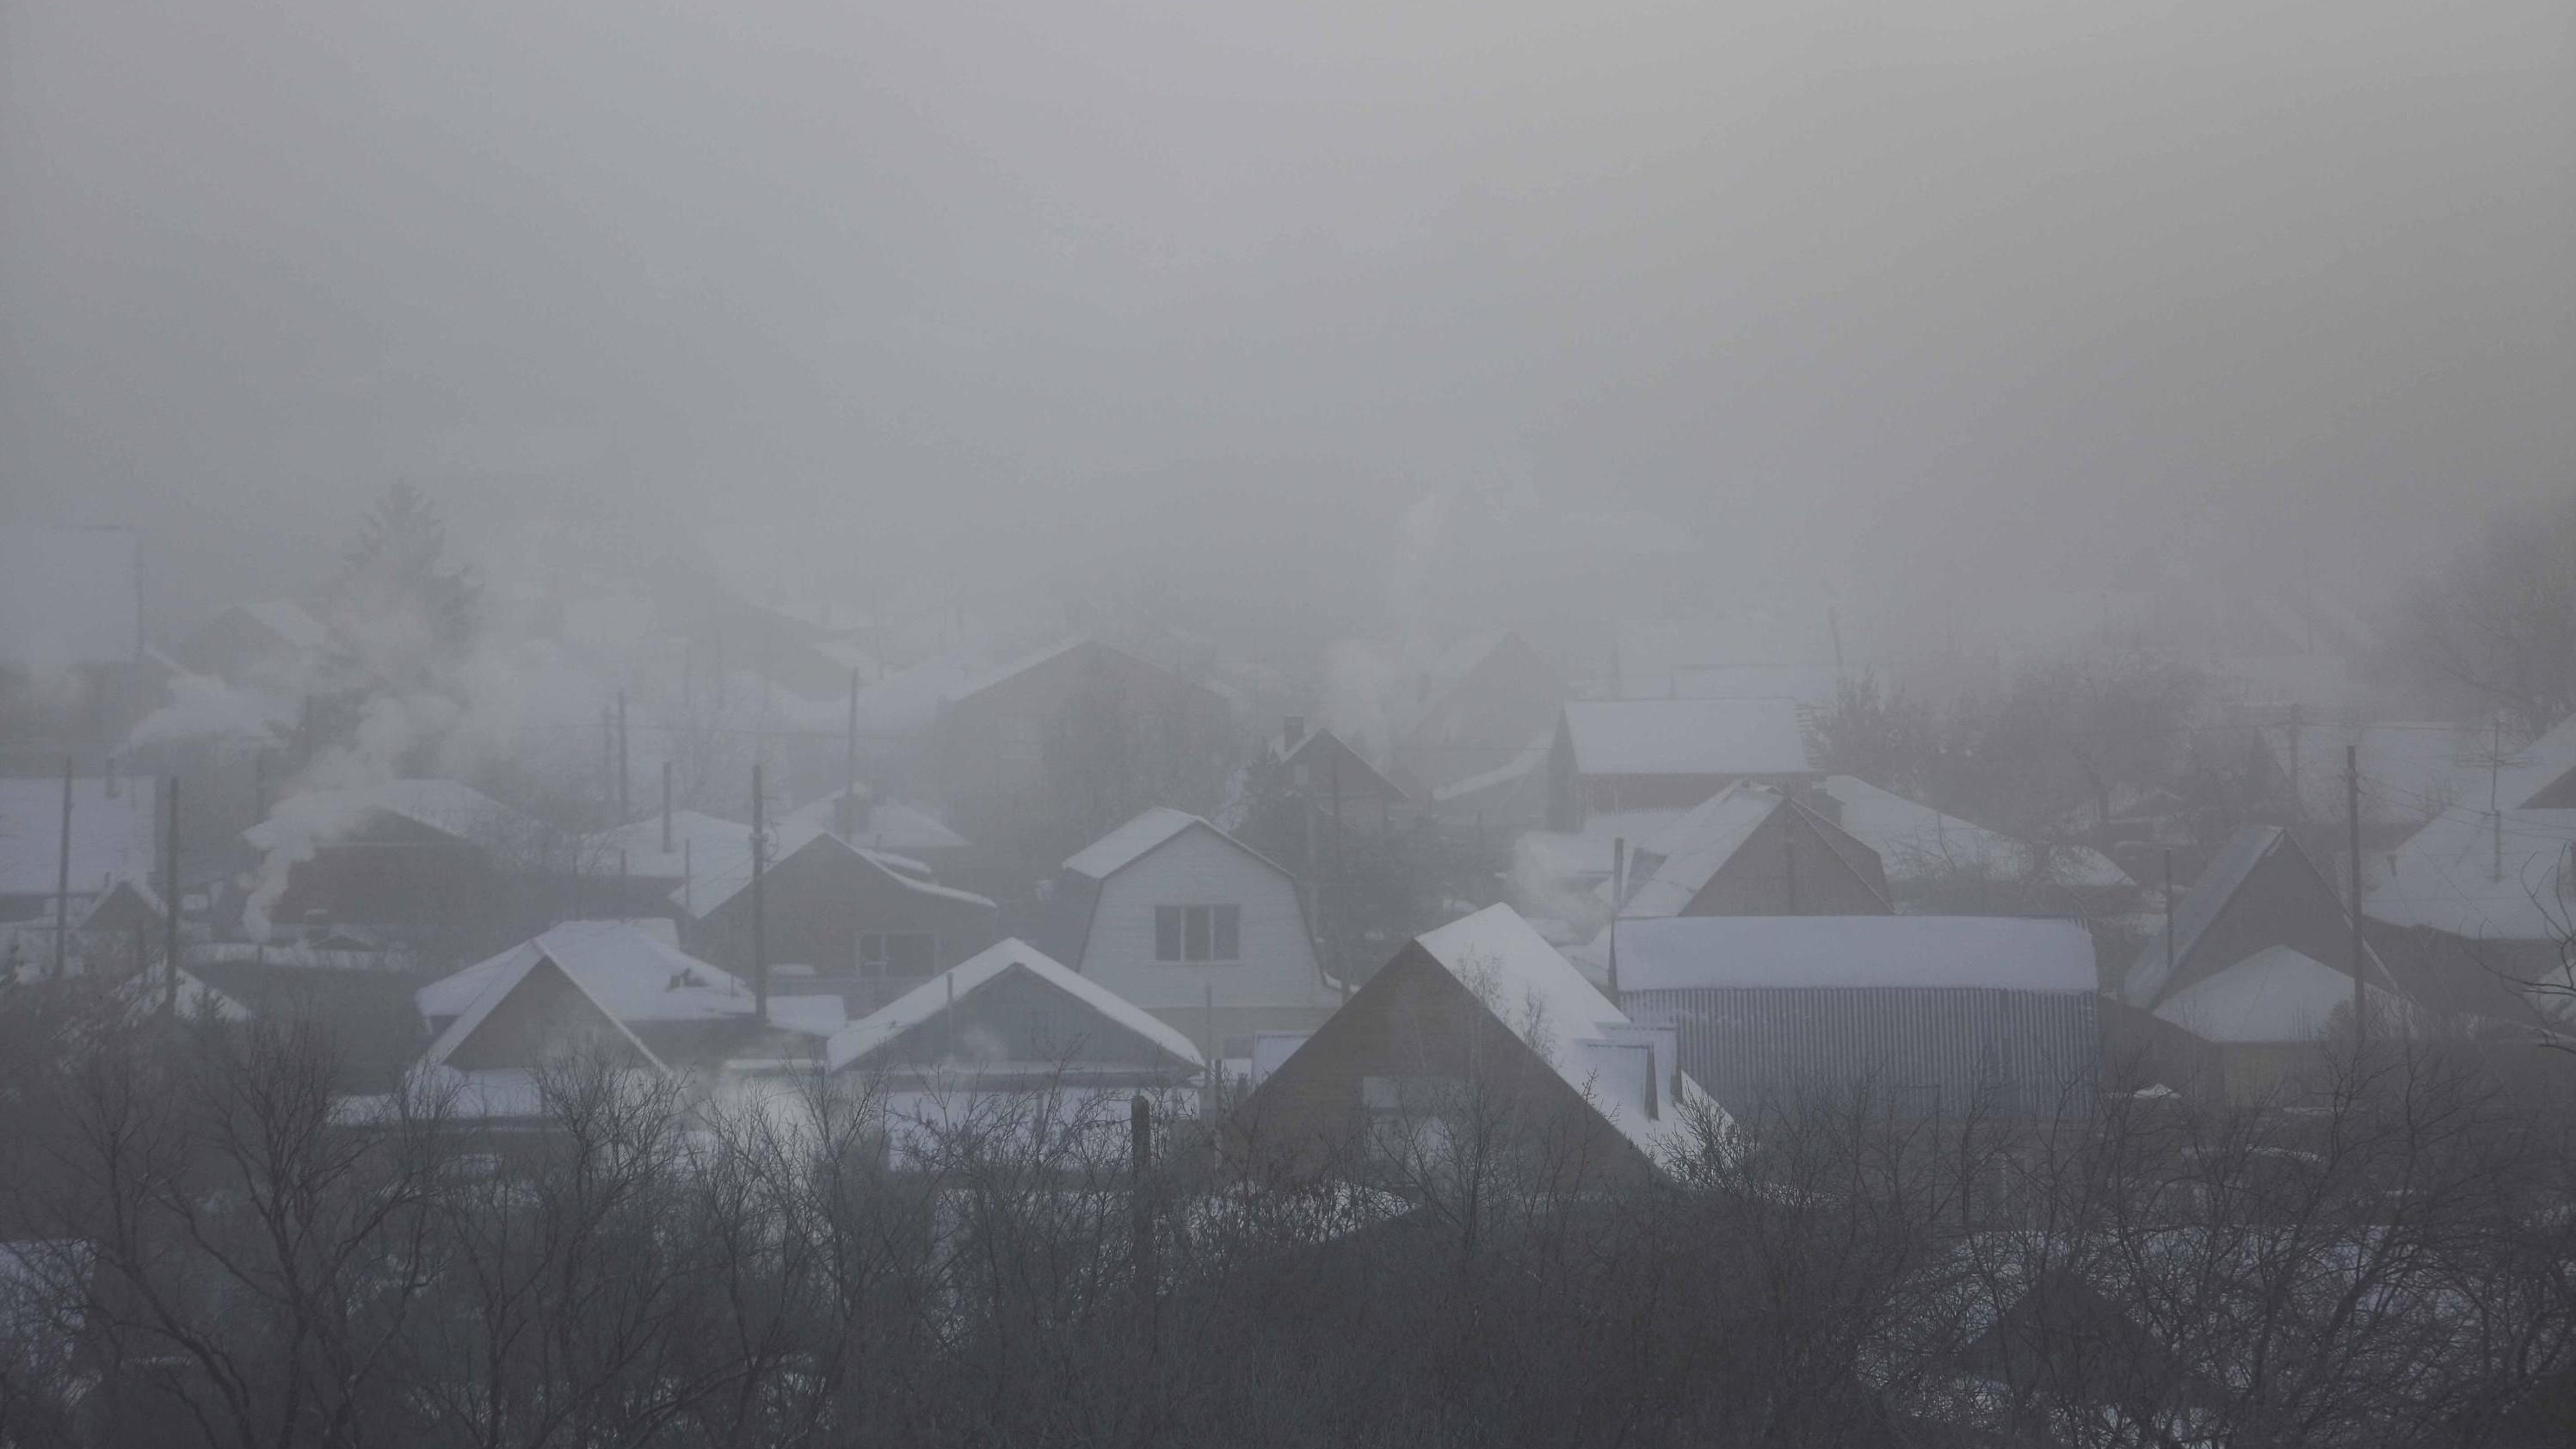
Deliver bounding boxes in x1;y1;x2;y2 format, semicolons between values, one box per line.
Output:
5;0;2567;631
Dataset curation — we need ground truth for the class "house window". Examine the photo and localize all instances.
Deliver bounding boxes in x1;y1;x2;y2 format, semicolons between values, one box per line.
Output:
857;931;938;981
1155;904;1241;963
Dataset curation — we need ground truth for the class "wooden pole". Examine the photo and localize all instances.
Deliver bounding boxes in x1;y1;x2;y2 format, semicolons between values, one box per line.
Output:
1131;1093;1156;1335
661;761;674;854
751;763;768;1018
2348;744;2366;1045
164;775;181;1015
52;757;73;981
1608;836;1624;996
616;689;631;822
846;666;861;805
2162;848;2174;990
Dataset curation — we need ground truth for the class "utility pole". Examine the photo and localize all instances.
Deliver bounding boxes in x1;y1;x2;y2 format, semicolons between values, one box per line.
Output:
2348;744;2366;1046
616;689;631;822
846;666;861;806
1608;837;1625;996
750;763;768;1019
600;705;615;814
2162;848;2174;989
661;761;675;854
52;757;73;981
164;775;181;1016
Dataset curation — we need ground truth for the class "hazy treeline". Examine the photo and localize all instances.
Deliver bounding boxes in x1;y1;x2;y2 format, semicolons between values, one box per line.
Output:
4;985;2575;1449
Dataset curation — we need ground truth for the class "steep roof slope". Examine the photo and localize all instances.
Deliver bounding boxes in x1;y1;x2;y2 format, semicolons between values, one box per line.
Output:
419;920;754;1025
1561;698;1812;777
825;937;1203;1073
1821;776;2129;890
2365;805;2576;942
1615;915;2098;993
1412;905;1729;1161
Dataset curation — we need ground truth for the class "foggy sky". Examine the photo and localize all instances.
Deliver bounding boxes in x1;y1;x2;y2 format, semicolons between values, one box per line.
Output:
3;0;2569;633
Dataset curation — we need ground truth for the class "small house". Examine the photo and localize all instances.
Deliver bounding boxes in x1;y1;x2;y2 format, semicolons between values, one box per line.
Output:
1617;782;1890;918
1390;632;1569;798
1230;904;1723;1184
1046;807;1334;1059
1267;718;1410;823
0;775;157;926
682;830;999;1014
1546;697;1816;829
1613;914;2100;1120
1815;774;2132;910
420;920;791;1068
2126;826;2406;1098
243;780;560;949
825;937;1202;1088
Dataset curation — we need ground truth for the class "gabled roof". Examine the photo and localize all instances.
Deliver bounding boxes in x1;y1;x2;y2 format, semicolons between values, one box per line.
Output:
1270;724;1408;799
2472;714;2576;813
825;938;1203;1074
2364;805;2576;943
777;787;972;856
419;921;755;1025
2154;945;2402;1045
243;780;535;854
1560;698;1812;778
592;809;749;880
239;599;331;654
681;831;995;919
843;638;1089;737
421;947;669;1074
1062;806;1286;882
1621;784;1785;917
2125;826;2388;1007
0;776;157;898
1411;905;1728;1161
1820;776;2129;891
76;875;166;932
1613;915;2098;993
0;525;139;668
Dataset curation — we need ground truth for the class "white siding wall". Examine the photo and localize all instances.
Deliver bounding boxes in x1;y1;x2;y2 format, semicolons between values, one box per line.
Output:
1080;829;1326;1018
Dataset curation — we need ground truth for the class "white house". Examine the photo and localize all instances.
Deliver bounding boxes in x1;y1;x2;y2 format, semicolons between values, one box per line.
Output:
1045;807;1334;1060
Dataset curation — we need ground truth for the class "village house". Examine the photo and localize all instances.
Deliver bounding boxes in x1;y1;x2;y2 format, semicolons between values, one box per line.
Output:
778;784;977;875
919;638;1237;862
1390;631;1568;800
681;829;999;1015
1613;781;1891;919
1814;774;2133;911
1263;718;1411;827
2122;826;2408;1100
0;774;158;928
1612;914;2101;1120
1045;806;1335;1061
0;525;154;754
168;599;332;692
241;780;564;953
2364;805;2576;1030
1545;696;1817;830
1230;904;1723;1185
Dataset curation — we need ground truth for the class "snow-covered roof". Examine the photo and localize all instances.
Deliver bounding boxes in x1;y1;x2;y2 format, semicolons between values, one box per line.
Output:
240;598;331;654
1622;784;1783;917
243;780;535;853
843;638;1087;737
1820;776;2129;891
1412;904;1727;1161
1428;733;1552;804
2277;723;2475;824
681;830;995;919
419;920;755;1025
1516;808;1689;885
2468;713;2576;813
1612;915;2098;994
777;787;971;856
422;946;671;1074
825;937;1203;1074
2364;805;2576;944
1560;698;1812;778
2124;827;2287;1005
1063;807;1251;881
0;775;157;898
76;875;165;930
2153;945;2396;1044
0;525;139;668
592;809;749;880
